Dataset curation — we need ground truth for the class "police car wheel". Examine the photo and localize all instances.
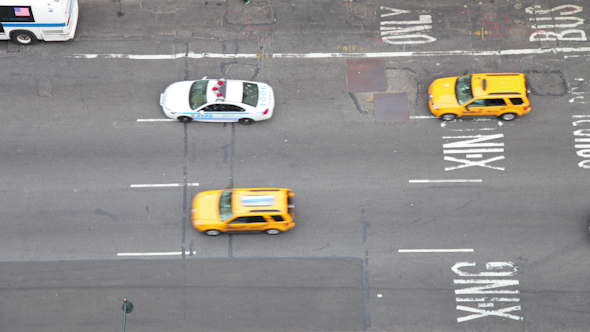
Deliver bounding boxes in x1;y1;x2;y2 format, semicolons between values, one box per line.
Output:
178;116;192;123
11;30;37;45
441;113;457;121
239;118;254;125
205;230;221;236
265;229;281;235
499;113;517;121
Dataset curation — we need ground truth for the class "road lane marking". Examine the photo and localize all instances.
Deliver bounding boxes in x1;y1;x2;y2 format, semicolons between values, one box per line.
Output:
138;116;439;122
452;261;522;322
117;251;196;256
443;134;505;171
408;179;482;183
456;305;523;322
573;115;590;168
137;119;176;122
398;249;474;252
456;297;520;302
130;183;199;188
410;115;438;119
69;46;590;60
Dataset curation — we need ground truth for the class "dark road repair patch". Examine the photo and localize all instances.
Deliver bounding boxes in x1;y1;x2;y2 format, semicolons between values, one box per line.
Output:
375;93;409;123
346;58;387;93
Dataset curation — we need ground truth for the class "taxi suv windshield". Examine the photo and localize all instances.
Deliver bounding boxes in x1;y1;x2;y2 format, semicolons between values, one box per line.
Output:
455;75;473;105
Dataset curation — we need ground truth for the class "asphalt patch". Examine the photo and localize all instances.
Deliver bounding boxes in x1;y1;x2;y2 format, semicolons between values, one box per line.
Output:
345;58;387;93
374;93;409;123
526;71;567;96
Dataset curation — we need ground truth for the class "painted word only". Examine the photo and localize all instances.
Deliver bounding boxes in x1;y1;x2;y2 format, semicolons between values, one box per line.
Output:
443;134;505;171
452;262;522;322
573;115;590;168
527;4;587;42
380;6;436;45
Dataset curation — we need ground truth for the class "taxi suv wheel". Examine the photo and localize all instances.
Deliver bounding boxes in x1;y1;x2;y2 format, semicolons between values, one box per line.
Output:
441;113;457;121
239;118;254;125
265;229;281;235
499;113;517;121
178;116;193;123
204;230;221;236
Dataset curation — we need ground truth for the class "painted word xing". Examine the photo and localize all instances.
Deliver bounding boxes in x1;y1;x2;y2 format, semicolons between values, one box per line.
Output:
452;262;522;322
443;134;505;171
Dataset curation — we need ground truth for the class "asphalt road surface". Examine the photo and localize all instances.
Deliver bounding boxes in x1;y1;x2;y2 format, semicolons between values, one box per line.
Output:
1;0;589;331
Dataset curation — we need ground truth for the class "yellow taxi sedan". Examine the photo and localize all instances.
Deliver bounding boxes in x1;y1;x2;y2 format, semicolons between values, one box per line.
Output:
192;188;295;236
428;73;531;121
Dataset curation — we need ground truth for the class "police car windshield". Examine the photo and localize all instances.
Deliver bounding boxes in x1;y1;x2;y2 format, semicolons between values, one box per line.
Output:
189;80;209;110
455;75;473;106
242;83;258;107
219;190;233;221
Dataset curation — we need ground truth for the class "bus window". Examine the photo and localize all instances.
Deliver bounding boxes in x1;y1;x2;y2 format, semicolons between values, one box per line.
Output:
0;6;35;22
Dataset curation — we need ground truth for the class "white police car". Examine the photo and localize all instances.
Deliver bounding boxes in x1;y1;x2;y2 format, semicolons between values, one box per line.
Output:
160;78;275;125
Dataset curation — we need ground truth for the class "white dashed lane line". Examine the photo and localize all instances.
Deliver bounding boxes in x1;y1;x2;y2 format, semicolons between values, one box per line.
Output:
409;179;482;183
130;183;199;188
137;119;175;122
117;251;196;257
398;249;474;253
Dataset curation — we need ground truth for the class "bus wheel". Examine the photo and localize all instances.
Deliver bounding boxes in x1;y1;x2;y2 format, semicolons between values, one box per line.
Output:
11;31;37;45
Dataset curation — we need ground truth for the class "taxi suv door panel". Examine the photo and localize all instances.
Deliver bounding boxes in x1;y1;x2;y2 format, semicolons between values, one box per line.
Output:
464;99;487;116
226;216;267;233
465;98;507;116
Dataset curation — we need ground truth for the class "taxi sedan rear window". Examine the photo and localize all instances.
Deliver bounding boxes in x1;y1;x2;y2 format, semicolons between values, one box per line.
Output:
242;83;259;107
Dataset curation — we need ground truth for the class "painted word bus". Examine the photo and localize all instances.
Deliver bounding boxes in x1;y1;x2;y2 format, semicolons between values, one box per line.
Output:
0;0;78;45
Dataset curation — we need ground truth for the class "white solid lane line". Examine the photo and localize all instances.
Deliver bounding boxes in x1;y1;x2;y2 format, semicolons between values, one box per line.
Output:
130;183;199;188
70;46;590;60
398;249;474;253
409;179;482;183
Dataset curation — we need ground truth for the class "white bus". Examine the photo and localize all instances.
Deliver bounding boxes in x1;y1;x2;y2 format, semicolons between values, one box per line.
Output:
0;0;78;45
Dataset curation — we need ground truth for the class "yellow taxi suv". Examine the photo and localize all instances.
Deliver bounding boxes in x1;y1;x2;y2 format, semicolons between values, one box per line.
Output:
192;188;295;236
428;73;531;121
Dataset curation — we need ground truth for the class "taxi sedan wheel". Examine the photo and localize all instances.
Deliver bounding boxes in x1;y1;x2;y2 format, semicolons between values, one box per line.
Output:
178;116;193;123
499;113;517;121
441;113;457;121
239;118;254;125
205;230;221;236
265;229;281;235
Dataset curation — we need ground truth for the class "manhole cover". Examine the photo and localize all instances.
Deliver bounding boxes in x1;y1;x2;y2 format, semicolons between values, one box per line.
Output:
509;23;527;39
